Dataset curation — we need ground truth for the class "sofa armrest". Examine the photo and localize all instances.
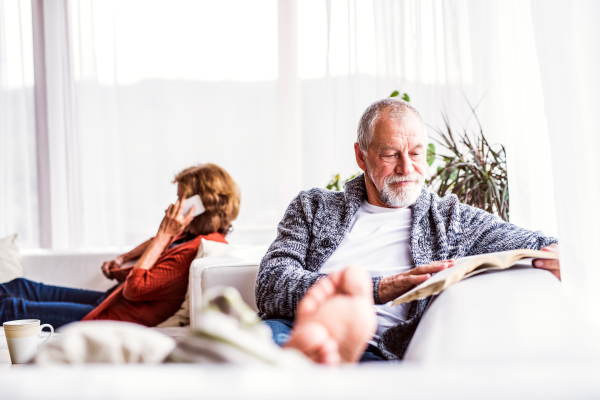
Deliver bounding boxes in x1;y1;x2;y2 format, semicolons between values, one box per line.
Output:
190;259;260;330
189;245;266;330
21;249;125;292
403;263;600;363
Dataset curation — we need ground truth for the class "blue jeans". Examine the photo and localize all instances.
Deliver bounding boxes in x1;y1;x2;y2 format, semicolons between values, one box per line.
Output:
264;318;386;362
0;278;106;328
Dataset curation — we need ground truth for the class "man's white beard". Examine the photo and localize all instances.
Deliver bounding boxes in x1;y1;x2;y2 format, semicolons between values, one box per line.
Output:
371;172;424;208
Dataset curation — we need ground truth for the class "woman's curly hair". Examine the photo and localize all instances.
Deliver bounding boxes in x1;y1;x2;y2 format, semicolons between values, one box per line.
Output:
173;163;240;236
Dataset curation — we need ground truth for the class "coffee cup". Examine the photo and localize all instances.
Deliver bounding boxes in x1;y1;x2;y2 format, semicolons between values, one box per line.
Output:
3;319;54;364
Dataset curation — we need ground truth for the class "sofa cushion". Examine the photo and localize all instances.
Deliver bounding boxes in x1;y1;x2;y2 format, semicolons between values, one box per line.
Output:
21;250;121;291
0;234;22;283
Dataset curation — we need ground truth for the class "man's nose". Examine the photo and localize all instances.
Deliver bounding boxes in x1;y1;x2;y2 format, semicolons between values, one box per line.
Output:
395;154;414;175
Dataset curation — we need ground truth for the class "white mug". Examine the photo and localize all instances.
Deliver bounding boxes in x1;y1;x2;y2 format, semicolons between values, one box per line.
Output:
3;319;54;364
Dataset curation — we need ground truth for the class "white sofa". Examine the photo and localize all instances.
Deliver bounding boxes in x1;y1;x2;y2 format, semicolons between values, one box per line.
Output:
16;249;600;360
2;249;600;399
18;246;267;331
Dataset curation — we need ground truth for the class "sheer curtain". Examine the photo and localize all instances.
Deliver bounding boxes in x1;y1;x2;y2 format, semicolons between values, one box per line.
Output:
53;0;280;248
0;0;38;248
2;0;580;252
531;0;600;325
296;0;557;237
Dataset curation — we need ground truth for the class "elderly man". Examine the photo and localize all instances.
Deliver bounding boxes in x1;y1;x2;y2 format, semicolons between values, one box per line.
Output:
256;98;560;362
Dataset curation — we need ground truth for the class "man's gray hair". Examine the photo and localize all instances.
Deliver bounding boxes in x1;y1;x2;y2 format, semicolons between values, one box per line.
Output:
357;98;425;152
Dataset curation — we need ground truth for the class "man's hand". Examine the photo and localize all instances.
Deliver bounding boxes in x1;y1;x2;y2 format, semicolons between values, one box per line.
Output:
101;255;124;280
378;260;455;304
532;243;560;280
158;198;195;238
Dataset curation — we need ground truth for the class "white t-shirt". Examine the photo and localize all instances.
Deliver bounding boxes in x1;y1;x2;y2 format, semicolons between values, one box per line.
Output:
319;200;414;346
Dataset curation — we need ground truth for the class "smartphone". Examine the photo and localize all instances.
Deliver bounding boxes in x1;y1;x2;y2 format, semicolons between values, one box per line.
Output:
181;194;205;217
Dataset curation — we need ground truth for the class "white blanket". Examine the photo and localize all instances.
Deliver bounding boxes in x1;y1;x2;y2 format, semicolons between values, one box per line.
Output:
35;321;176;364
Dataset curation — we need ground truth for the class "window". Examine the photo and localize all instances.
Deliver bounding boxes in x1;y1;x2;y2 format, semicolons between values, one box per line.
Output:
0;0;38;248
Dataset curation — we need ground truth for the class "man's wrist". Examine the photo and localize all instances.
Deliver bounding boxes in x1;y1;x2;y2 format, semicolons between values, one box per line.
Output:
378;275;394;304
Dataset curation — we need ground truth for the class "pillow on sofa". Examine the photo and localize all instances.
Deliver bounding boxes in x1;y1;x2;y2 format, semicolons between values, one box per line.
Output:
196;238;232;259
157;239;232;327
0;234;22;283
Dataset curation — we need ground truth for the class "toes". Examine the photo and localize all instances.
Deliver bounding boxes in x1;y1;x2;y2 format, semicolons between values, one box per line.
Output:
298;275;339;324
317;338;341;365
304;275;336;307
296;296;318;322
338;265;373;299
327;271;344;288
285;321;339;364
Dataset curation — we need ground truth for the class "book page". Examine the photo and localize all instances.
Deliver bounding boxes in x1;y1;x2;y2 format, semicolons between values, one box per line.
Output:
503;249;558;265
462;263;503;279
390;249;559;306
391;253;501;306
461;256;544;279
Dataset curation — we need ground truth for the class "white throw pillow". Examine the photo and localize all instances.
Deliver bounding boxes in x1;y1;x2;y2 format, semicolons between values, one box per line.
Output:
0;234;22;283
157;238;232;327
196;238;233;259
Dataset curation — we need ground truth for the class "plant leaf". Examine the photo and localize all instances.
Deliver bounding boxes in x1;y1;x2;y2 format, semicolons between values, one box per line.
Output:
390;91;399;98
401;93;410;102
428;98;509;221
427;143;436;166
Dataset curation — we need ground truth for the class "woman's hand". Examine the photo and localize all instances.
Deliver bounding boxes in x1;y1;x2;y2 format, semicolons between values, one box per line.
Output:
101;255;125;280
131;199;195;272
158;198;196;238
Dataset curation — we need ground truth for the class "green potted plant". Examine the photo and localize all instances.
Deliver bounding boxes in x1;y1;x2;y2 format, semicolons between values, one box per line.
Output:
426;101;509;221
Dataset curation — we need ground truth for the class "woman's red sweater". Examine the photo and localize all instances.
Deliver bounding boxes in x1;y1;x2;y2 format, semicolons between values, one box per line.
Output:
82;232;227;327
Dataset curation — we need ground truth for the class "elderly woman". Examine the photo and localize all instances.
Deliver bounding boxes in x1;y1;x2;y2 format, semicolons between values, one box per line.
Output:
0;163;240;328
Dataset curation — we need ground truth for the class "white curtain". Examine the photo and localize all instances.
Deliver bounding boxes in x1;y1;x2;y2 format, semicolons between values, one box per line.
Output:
295;0;557;237
4;0;591;258
531;0;600;324
59;0;280;248
0;0;38;247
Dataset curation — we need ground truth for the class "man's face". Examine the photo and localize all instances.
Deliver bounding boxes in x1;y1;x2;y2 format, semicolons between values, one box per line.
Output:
355;110;427;208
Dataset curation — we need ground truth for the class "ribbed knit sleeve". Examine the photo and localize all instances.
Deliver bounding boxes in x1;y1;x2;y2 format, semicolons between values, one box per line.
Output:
454;200;558;256
111;266;133;283
122;249;196;302
256;192;328;319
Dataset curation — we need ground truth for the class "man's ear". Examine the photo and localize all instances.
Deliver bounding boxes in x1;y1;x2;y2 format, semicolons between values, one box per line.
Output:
354;142;367;172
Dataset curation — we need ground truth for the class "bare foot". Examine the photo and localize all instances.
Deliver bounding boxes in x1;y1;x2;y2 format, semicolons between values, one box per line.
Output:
284;265;377;364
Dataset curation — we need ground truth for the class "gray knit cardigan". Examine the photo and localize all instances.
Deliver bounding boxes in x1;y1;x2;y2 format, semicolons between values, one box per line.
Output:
255;174;557;360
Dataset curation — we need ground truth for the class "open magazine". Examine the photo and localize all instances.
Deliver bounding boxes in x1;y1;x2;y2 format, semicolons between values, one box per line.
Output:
391;249;559;306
